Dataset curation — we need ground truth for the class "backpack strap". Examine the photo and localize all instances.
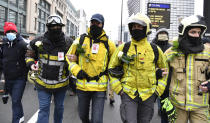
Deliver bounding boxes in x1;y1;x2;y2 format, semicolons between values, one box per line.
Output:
122;41;131;55
150;43;159;65
150;43;159;85
100;35;110;61
79;33;87;45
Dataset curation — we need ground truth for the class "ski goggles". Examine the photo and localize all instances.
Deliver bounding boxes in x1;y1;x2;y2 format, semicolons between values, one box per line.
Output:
47;16;63;25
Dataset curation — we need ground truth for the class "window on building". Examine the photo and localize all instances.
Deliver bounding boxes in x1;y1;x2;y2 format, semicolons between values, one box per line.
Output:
66;19;70;34
41;0;45;8
70;23;74;36
38;22;41;32
38;9;41;19
9;0;18;6
2;0;7;2
46;3;50;11
8;10;17;24
18;14;23;28
34;18;37;30
75;26;78;37
42;23;45;32
57;11;63;18
19;0;27;10
41;10;45;20
35;3;38;13
0;6;6;23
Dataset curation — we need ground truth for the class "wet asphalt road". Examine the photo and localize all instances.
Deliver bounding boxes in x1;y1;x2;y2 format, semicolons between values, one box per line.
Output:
0;82;161;123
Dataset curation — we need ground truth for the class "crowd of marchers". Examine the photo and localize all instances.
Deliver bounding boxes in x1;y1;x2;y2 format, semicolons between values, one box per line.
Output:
0;12;210;123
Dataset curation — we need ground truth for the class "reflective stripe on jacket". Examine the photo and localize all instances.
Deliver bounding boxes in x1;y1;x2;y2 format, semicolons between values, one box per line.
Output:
108;38;168;101
66;30;116;91
165;45;210;111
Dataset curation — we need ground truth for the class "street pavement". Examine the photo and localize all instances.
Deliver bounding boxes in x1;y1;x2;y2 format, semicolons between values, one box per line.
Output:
0;82;161;123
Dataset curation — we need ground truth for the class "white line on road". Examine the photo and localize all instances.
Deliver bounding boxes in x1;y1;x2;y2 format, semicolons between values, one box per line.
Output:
27;109;39;123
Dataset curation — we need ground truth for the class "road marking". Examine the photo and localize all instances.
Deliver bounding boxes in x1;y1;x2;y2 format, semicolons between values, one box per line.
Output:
27;110;39;123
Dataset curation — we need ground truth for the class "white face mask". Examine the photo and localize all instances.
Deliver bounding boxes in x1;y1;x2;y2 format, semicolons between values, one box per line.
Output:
6;33;16;41
157;34;168;41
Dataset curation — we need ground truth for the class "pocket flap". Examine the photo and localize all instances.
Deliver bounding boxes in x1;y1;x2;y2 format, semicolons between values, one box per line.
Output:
176;68;184;73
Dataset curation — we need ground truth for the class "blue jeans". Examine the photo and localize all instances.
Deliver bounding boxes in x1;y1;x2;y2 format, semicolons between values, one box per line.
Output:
6;78;26;123
37;89;66;123
77;90;106;123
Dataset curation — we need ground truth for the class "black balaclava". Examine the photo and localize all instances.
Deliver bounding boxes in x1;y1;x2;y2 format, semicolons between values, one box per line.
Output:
178;27;204;54
47;26;63;42
130;27;146;41
90;25;103;39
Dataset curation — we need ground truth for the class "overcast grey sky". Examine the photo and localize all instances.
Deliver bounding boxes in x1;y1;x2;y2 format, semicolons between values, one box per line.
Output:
71;0;203;41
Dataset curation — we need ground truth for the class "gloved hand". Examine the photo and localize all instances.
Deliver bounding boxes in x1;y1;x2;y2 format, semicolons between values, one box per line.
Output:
161;98;177;123
76;70;89;80
108;66;124;78
156;68;163;80
2;94;9;104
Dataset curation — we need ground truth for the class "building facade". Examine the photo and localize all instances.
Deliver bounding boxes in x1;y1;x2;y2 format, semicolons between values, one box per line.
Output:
127;0;194;41
118;24;131;43
77;9;87;36
0;0;83;39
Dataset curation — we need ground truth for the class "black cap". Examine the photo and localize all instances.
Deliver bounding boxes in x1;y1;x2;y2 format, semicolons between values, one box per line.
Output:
90;14;104;24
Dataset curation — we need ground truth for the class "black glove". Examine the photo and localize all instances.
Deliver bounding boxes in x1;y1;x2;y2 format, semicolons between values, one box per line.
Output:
108;66;124;78
2;94;9;104
161;98;177;122
77;70;89;79
156;68;164;80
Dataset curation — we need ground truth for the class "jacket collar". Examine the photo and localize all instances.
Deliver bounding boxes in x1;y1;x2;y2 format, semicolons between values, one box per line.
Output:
131;37;148;46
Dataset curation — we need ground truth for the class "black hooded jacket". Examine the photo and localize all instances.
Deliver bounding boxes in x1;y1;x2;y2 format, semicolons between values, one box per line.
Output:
0;34;28;80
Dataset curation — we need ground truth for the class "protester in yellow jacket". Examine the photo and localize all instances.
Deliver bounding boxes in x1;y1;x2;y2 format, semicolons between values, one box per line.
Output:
108;13;168;123
66;13;116;123
165;15;210;123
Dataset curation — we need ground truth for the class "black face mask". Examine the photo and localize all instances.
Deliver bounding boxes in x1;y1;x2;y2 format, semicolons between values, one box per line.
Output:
48;28;62;35
48;28;62;41
90;25;103;39
178;34;203;54
130;29;146;41
188;36;201;45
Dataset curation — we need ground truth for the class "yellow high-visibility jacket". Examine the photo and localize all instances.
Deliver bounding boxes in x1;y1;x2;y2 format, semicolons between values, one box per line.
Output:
108;38;168;101
66;29;116;91
165;44;210;111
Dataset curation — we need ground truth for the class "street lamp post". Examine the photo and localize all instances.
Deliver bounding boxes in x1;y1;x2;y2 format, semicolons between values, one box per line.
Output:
120;0;123;43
